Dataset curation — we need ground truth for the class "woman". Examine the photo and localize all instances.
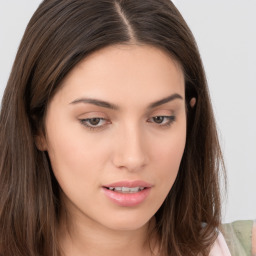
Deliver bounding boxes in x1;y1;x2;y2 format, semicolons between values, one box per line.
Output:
0;0;231;255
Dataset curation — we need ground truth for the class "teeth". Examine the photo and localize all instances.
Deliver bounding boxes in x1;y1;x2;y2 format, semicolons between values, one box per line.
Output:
108;186;145;193
122;187;130;192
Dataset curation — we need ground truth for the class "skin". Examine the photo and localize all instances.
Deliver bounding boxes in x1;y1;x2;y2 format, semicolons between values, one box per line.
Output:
39;44;187;256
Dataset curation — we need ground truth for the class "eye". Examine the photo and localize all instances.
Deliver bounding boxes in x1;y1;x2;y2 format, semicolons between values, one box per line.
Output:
80;117;109;130
148;115;176;127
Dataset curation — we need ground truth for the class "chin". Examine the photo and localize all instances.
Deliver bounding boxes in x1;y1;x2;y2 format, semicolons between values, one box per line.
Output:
98;211;155;232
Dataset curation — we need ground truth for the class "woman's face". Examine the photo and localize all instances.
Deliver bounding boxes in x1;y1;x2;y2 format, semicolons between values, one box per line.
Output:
41;44;186;231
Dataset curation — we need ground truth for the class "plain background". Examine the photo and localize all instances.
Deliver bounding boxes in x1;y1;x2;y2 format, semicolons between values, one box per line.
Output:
0;1;255;223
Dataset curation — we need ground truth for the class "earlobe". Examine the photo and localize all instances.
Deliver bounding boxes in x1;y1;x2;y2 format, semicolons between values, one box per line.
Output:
189;97;196;108
34;134;48;151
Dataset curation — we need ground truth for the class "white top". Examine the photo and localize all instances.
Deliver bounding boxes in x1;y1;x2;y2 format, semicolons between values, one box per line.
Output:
209;231;231;256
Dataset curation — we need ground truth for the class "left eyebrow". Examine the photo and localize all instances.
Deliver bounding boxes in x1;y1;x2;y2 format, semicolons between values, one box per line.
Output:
147;93;183;109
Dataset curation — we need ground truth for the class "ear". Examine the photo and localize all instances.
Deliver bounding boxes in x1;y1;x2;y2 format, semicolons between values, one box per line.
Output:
189;97;196;108
34;132;48;151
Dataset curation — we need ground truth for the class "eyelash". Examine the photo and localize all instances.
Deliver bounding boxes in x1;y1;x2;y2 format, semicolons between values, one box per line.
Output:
79;115;176;131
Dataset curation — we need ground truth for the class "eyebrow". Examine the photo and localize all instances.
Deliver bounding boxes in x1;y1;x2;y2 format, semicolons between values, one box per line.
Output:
148;93;183;109
70;97;119;110
69;93;183;110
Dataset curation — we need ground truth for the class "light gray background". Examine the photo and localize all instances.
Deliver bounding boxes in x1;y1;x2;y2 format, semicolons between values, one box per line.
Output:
0;1;255;223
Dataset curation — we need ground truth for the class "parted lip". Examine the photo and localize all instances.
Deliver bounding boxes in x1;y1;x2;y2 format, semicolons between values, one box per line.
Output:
103;180;153;188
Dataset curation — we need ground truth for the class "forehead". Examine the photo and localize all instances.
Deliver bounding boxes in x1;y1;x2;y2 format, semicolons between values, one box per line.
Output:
55;44;185;107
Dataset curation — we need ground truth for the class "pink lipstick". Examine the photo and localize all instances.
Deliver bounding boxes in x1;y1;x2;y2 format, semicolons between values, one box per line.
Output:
102;180;152;207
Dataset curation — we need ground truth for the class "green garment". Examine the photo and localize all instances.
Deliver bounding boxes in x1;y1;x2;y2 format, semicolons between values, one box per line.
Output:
221;220;253;256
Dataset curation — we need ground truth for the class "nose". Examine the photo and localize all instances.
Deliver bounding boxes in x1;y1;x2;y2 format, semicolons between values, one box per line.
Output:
112;124;148;172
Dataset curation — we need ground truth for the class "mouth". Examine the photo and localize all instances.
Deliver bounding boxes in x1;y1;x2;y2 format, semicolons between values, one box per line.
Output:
102;181;152;207
104;186;147;193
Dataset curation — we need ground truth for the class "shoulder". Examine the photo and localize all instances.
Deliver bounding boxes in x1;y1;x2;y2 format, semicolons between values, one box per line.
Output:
209;231;231;256
221;219;255;255
252;220;256;255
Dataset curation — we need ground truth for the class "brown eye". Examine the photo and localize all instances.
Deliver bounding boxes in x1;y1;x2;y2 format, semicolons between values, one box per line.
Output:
88;118;101;126
80;117;110;131
153;116;164;124
148;115;176;127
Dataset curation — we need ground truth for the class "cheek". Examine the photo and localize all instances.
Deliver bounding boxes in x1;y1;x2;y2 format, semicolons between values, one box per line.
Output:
45;118;112;189
151;123;186;187
45;132;104;209
154;143;184;182
45;119;87;183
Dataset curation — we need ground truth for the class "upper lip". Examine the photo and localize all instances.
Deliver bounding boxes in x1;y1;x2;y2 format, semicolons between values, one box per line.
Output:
103;180;153;188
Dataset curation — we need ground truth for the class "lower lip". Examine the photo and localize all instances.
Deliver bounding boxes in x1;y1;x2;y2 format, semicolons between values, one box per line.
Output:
102;187;151;207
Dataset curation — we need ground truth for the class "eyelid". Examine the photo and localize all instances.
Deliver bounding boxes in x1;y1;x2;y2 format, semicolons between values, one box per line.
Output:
77;111;108;118
149;108;175;116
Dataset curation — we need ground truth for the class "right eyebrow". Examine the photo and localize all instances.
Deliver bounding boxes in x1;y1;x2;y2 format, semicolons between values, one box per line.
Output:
69;98;119;110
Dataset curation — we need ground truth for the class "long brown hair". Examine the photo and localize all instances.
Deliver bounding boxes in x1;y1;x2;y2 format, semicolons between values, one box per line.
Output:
0;0;225;255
